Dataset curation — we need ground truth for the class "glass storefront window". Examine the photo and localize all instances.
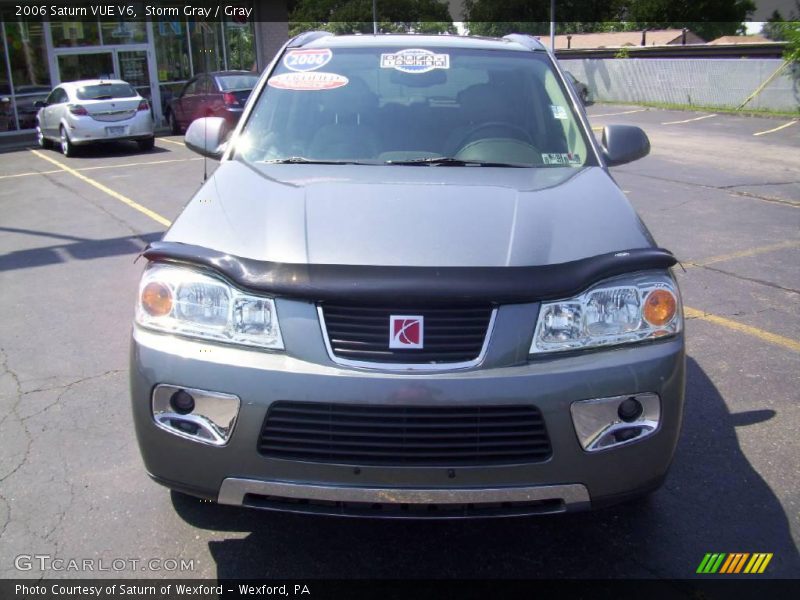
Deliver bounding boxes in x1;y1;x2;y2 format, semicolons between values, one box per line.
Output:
225;20;256;71
5;20;49;90
154;20;191;83
100;20;147;45
190;21;224;74
51;21;101;47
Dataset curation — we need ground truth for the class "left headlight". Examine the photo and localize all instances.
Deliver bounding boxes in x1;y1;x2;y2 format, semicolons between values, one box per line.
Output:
135;263;284;350
530;271;681;355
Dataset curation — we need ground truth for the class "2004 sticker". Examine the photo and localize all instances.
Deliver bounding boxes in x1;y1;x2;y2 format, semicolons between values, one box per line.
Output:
380;48;449;74
283;48;333;72
268;72;349;91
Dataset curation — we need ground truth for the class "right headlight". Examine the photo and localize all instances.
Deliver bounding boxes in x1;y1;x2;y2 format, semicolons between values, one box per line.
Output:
529;271;681;355
135;262;284;350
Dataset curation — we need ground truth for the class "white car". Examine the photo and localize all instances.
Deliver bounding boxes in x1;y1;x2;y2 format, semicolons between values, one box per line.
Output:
35;79;155;156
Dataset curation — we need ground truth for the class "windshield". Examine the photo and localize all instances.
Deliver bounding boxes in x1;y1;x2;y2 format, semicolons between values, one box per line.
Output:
217;74;258;91
236;45;592;168
76;83;137;100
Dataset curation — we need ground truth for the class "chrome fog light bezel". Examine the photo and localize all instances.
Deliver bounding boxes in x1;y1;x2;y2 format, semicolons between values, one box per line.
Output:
570;393;660;452
151;384;240;446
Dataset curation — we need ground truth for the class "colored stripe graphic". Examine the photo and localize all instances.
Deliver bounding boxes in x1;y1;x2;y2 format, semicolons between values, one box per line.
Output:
744;553;773;574
698;553;773;574
697;553;727;573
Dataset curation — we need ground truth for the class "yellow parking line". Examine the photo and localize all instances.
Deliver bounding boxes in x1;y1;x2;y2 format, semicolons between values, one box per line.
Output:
684;306;800;353
0;169;62;180
78;157;202;172
0;157;201;180
591;109;647;118
662;114;717;125
159;137;185;146
29;149;172;227
753;119;798;137
684;240;800;268
591;126;603;132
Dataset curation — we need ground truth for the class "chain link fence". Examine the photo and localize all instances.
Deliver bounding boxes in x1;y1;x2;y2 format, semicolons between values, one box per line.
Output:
561;58;799;112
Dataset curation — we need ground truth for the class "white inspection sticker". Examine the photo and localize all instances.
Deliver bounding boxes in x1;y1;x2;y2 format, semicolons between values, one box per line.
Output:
542;153;581;165
267;72;349;91
380;49;450;74
283;48;333;72
550;105;568;120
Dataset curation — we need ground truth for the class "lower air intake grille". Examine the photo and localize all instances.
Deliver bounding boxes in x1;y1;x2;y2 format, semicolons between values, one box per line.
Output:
258;402;552;466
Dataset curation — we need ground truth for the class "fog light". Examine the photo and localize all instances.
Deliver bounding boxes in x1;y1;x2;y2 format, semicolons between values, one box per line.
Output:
618;397;643;422
570;393;660;452
170;390;195;414
152;384;240;446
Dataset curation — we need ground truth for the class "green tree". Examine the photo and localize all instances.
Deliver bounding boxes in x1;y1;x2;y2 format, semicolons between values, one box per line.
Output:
761;10;786;41
463;0;756;41
288;0;455;37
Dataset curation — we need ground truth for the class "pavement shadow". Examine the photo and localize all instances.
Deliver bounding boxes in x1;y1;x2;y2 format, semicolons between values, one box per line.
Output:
0;228;161;272
172;357;798;578
39;141;171;160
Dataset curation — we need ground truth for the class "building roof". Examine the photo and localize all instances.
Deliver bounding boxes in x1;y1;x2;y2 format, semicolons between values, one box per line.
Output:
540;29;705;50
708;34;771;45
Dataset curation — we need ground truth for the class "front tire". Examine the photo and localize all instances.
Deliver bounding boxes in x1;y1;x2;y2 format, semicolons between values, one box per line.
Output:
137;137;155;152
37;125;51;149
59;126;75;157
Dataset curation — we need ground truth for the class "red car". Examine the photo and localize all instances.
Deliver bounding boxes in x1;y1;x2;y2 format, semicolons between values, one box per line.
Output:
167;71;258;134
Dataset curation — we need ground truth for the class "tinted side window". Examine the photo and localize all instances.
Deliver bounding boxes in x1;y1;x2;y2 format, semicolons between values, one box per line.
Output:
182;79;198;96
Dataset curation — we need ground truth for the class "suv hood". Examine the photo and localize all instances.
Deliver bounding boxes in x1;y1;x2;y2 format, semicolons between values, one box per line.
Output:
164;161;654;267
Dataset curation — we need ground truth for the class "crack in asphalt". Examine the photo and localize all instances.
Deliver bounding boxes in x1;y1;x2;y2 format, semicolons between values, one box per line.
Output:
38;170;162;247
20;369;126;423
0;347;31;485
690;264;800;296
618;170;800;207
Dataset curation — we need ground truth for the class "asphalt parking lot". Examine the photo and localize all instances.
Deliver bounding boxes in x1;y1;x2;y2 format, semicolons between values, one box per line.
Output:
0;104;798;580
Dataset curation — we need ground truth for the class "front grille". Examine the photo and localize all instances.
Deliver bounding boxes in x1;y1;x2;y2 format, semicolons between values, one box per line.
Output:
320;303;493;365
258;401;552;466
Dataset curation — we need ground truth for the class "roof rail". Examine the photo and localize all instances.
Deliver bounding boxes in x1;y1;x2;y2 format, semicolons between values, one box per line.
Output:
289;30;334;48
502;34;546;52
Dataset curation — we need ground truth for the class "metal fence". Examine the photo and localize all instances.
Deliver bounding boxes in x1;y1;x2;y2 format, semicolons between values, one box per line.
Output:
560;58;800;112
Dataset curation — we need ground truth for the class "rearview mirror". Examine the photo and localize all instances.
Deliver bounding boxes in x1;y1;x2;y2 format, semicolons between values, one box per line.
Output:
601;125;650;167
185;117;229;160
34;100;47;109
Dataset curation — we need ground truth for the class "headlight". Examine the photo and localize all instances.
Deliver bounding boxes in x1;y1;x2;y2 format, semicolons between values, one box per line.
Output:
530;272;681;354
136;263;284;350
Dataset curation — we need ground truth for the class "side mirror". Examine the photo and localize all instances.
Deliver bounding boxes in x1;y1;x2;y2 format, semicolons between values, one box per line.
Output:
34;100;47;109
601;125;650;167
184;117;229;159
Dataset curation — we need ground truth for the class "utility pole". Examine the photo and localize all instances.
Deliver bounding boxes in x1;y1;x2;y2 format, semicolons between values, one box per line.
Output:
549;0;555;52
373;0;378;34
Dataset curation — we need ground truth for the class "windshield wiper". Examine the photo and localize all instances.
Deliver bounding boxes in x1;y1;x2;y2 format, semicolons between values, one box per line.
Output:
385;157;528;168
261;157;377;165
91;95;114;100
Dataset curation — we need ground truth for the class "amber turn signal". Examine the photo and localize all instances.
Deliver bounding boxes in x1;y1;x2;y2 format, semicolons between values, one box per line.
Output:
142;282;172;317
643;289;677;326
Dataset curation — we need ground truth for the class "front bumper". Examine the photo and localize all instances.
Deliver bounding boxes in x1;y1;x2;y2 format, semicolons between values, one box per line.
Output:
130;298;685;517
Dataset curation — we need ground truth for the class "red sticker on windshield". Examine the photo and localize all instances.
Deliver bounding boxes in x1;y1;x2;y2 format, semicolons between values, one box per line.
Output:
268;72;349;91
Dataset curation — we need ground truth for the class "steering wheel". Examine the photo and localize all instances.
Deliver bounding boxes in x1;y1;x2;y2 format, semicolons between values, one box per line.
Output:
454;121;534;151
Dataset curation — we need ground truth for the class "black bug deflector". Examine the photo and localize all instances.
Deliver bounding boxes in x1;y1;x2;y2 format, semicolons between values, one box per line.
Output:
141;241;677;304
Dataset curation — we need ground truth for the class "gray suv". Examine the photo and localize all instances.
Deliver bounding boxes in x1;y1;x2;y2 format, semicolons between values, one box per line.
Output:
131;32;684;517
